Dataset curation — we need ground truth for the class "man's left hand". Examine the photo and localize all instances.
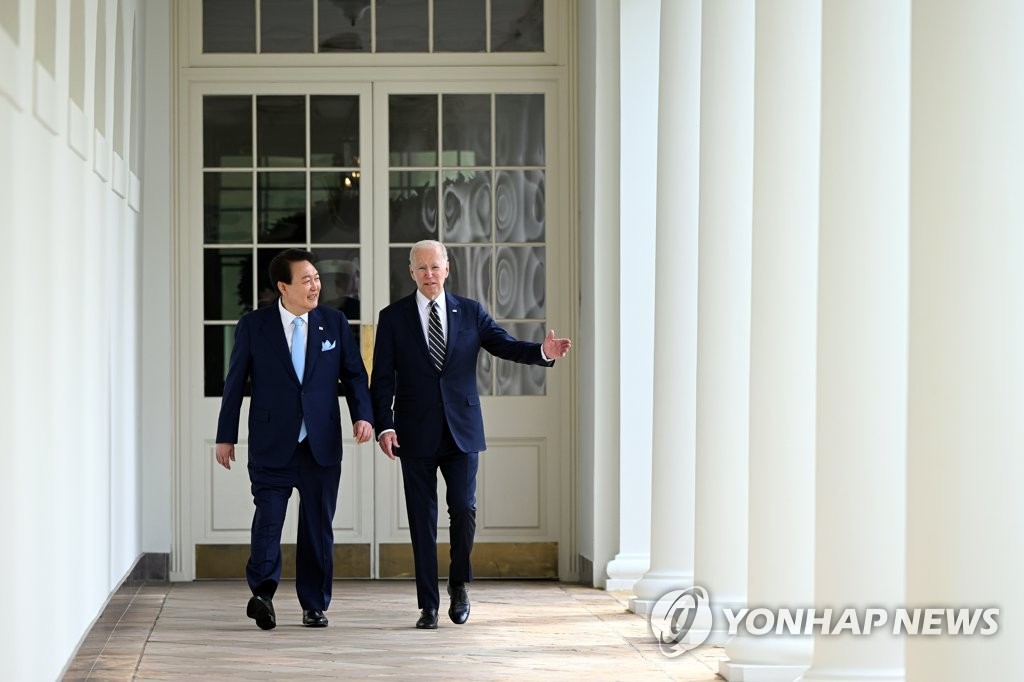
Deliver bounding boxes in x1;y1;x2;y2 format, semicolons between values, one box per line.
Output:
353;420;373;444
543;329;572;360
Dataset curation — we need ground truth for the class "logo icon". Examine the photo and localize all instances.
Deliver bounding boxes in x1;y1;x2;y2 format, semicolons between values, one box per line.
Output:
648;586;713;658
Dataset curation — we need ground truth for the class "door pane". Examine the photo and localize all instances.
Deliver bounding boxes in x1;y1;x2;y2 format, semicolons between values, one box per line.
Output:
205;325;250;397
202;0;256;53
310;95;360;167
492;0;544;52
434;0;485;52
388;247;413;303
443;170;491;243
494;246;545;319
316;248;361;322
204;248;253;319
496;94;545;166
311;172;359;244
443;94;490;166
257;96;305;167
256;247;287;308
389;95;437;166
260;0;313;52
204;96;252;168
389;171;438;242
496;322;546;395
447;246;492;306
319;0;370;52
376;0;428;52
205;172;253;244
257;172;306;243
495;170;545;242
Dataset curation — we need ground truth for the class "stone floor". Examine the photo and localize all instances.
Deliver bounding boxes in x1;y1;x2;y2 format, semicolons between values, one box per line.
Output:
63;580;727;680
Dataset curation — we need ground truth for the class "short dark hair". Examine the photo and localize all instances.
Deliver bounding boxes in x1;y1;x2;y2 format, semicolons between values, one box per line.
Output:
269;249;315;289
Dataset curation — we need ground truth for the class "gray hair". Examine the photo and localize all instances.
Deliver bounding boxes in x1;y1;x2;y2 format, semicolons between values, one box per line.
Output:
409;239;448;264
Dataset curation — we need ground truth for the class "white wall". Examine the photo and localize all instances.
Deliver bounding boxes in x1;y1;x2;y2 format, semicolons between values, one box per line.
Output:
0;0;145;678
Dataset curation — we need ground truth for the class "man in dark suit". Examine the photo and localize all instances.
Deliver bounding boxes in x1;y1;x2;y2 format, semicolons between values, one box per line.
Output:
215;249;373;630
371;240;571;629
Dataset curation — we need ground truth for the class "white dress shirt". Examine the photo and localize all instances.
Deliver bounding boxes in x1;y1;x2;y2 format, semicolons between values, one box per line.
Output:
415;289;448;348
278;299;310;354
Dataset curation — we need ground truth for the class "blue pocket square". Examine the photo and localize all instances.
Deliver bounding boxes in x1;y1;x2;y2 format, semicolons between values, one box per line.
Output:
321;340;336;351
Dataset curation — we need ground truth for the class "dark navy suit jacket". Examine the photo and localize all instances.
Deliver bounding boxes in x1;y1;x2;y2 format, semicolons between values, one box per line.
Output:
216;302;372;468
370;292;553;458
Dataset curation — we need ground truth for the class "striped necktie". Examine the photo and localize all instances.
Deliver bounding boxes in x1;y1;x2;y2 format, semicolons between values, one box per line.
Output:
428;300;446;373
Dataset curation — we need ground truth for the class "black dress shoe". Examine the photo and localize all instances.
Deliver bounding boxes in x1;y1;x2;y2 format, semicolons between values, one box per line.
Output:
246;595;276;630
416;608;439;629
302;609;329;627
447;583;470;624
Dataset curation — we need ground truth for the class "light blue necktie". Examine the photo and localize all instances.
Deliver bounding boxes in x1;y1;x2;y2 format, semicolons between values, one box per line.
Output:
292;317;307;442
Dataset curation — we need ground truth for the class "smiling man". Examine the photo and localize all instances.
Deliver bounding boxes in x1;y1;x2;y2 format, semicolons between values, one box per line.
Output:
371;239;571;629
215;248;373;630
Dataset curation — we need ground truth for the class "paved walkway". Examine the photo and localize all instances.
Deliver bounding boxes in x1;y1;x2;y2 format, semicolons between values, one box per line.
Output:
64;580;726;680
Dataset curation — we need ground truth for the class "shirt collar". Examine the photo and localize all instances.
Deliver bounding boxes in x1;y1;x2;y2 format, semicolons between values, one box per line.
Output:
415;289;446;312
278;298;310;326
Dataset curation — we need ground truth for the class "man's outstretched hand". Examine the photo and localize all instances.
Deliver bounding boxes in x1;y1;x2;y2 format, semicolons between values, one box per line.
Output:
543;329;572;360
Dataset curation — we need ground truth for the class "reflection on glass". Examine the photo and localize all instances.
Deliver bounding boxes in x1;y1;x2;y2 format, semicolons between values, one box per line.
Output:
494;246;545;319
310;95;360;167
257;96;305;167
311;172;359;244
377;0;428;52
257;172;306;243
256;247;286;308
447;246;491;304
319;0;370;52
315;248;361;322
494;170;545;242
496;322;546;395
443;94;490;166
496;94;545;166
492;0;544;52
204;248;252;319
203;0;256;53
389;247;415;303
434;0;485;52
205;173;253;244
389;171;437;243
389;95;437;167
204;96;252;168
443;171;491;243
205;324;251;397
261;0;313;52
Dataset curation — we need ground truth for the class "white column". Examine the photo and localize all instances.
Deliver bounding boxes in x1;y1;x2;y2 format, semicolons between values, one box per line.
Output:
719;1;820;679
692;0;754;643
906;1;1024;679
799;1;909;680
606;0;660;592
630;0;701;615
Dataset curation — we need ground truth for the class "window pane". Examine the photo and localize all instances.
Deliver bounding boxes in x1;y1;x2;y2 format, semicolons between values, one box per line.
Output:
389;95;437;167
257;172;306;243
434;0;484;52
447;246;492;307
316;248;361;322
492;0;544;52
443;170;491;243
205;324;251;397
205;172;253;243
494;245;545;319
204;248;253;319
496;94;545;166
203;0;256;53
389;171;437;243
311;172;359;244
495;170;545;242
377;0;428;52
318;0;370;52
260;0;312;52
442;94;490;166
204;96;252;168
257;95;305;167
389;247;413;303
310;95;359;167
495;322;546;395
257;247;287;308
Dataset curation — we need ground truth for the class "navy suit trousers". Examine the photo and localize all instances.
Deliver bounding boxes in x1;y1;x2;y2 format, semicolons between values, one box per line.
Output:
399;421;478;611
247;439;341;611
